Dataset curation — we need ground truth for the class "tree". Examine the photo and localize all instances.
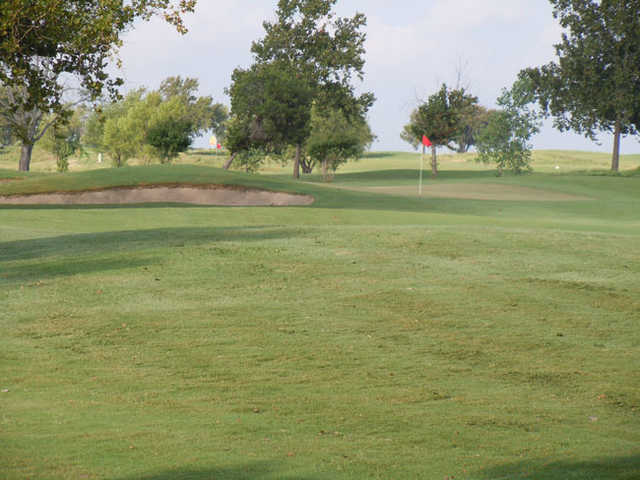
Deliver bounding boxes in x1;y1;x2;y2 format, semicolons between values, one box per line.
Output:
41;106;86;172
454;104;494;153
0;0;196;171
158;76;228;139
306;106;374;181
87;77;222;166
475;78;542;175
101;89;150;167
402;84;478;176
227;0;374;178
146;97;194;164
225;61;314;172
521;0;640;171
0;84;65;170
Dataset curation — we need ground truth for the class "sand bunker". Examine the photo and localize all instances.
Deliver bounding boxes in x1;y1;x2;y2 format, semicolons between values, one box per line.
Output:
0;185;315;206
351;183;590;201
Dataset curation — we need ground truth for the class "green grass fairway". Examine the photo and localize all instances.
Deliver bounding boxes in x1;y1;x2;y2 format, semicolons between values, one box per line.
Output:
1;155;639;479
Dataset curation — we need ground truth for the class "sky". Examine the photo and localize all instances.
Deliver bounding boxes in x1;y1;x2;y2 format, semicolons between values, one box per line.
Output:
113;0;640;155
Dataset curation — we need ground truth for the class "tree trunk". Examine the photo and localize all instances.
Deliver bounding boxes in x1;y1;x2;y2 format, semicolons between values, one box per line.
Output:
300;157;314;174
19;143;33;172
223;152;237;170
293;144;301;179
322;158;328;181
431;145;438;177
611;121;621;172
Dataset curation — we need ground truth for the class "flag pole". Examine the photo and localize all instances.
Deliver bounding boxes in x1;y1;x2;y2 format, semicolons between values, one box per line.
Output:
419;143;424;196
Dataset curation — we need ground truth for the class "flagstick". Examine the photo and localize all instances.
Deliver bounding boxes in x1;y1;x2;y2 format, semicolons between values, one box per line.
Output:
419;143;424;196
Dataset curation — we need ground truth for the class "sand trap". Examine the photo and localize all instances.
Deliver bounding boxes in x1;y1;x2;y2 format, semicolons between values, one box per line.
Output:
349;183;590;201
0;185;315;206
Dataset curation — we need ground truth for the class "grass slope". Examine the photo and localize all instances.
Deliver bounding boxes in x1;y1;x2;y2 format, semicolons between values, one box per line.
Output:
1;154;639;479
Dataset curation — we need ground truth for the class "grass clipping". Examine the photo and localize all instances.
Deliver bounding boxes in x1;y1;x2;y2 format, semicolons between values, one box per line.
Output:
0;185;315;206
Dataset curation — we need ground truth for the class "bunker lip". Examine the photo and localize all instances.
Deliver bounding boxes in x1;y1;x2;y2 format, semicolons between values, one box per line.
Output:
0;183;315;206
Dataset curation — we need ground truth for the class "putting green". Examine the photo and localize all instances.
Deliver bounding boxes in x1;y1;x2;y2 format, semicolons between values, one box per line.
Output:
347;183;592;201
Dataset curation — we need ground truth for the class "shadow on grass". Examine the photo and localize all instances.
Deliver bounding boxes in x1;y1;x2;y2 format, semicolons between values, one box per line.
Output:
113;462;324;480
0;256;160;284
0;226;302;263
474;455;640;480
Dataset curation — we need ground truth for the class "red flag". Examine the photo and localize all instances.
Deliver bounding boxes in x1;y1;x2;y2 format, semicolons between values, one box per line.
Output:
422;135;432;147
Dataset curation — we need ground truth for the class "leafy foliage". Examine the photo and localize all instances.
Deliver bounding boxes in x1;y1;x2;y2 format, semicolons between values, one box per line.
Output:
402;84;478;175
145;98;194;164
158;76;228;140
227;0;374;176
40;107;86;172
454;104;494;153
84;77;225;167
0;1;196;113
402;84;478;151
0;84;66;170
306;106;374;180
0;1;196;170
100;89;150;167
476;78;542;175
521;0;640;170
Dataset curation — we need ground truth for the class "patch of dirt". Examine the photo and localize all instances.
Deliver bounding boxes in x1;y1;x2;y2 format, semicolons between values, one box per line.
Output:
349;183;591;201
0;185;315;206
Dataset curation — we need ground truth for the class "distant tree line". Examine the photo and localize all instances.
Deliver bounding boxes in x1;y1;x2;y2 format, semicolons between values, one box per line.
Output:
84;76;228;168
403;0;640;174
1;0;639;175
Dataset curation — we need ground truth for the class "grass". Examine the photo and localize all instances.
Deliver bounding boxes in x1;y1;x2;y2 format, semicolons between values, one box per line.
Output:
1;151;639;479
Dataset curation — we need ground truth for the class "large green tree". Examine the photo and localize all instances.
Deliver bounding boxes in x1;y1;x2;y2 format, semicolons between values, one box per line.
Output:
224;62;314;171
228;0;374;178
522;0;640;171
0;0;196;171
402;84;478;177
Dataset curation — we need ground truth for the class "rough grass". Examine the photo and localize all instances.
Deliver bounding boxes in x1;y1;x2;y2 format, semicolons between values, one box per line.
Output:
1;155;639;479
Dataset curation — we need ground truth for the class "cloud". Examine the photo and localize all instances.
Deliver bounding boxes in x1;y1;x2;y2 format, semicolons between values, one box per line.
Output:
113;2;272;97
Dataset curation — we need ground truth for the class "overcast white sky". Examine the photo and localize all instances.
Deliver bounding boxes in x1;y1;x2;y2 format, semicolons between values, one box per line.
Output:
114;0;640;154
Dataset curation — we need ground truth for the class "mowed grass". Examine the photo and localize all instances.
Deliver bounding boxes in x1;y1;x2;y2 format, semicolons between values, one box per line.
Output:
1;153;639;479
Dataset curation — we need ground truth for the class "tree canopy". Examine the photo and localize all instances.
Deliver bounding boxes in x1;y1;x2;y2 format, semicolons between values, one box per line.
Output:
402;84;478;176
521;0;640;171
227;0;374;178
475;78;542;175
307;106;374;181
84;77;225;167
